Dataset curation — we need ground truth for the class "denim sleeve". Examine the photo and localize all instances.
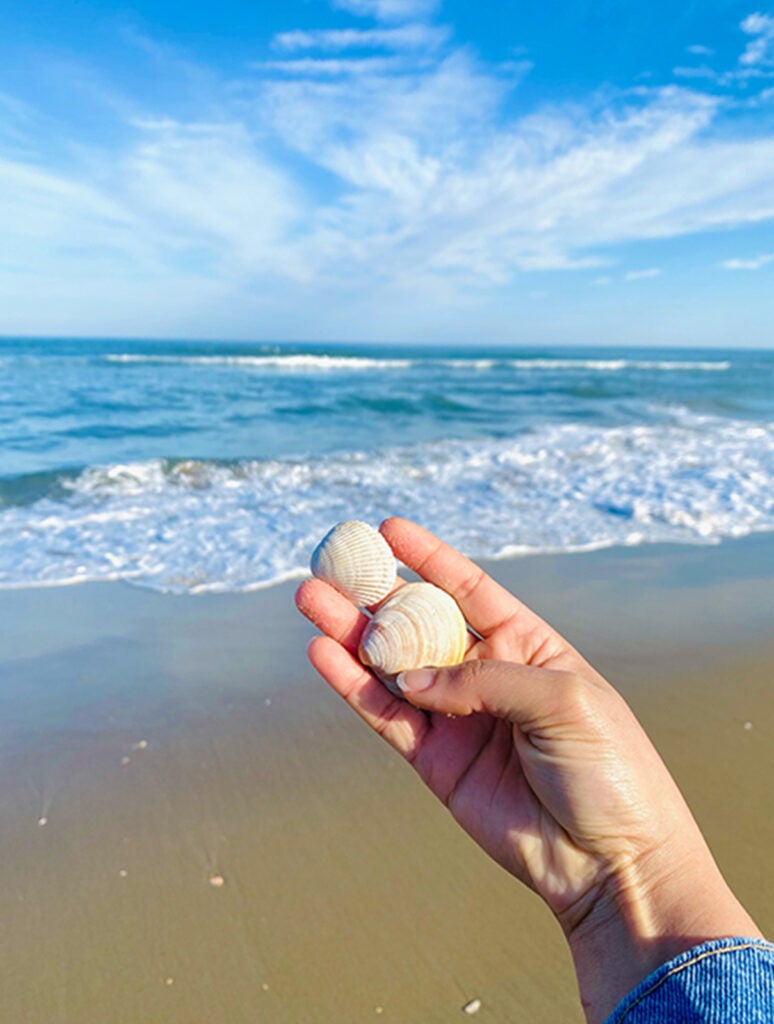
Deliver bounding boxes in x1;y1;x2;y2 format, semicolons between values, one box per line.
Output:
603;937;774;1023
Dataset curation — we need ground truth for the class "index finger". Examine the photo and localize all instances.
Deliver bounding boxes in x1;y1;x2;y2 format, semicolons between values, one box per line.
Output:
380;517;564;647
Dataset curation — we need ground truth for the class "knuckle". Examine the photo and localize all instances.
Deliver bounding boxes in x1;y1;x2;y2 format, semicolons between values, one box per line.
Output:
555;670;594;712
450;657;487;689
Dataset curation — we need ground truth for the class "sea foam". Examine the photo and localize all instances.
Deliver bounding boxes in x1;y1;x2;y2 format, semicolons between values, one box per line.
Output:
100;353;730;373
0;412;771;593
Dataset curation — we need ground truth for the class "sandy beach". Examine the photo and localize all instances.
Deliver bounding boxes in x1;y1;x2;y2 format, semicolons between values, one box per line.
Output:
0;534;772;1023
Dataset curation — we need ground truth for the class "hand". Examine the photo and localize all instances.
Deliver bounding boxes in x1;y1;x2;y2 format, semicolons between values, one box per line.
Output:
295;517;761;1023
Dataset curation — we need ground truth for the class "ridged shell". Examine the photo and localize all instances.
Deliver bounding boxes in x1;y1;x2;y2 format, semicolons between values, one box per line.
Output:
359;582;467;694
311;520;396;607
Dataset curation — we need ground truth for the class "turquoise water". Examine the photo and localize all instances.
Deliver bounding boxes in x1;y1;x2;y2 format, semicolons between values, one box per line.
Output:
1;337;773;592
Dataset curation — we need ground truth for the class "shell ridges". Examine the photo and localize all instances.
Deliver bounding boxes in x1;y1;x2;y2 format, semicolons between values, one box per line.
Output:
358;582;467;694
310;520;396;607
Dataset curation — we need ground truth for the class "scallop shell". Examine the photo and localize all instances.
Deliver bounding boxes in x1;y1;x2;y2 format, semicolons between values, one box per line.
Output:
310;520;396;607
359;582;467;694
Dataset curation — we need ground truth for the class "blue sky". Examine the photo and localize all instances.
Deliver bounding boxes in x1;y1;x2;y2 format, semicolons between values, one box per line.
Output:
2;0;774;346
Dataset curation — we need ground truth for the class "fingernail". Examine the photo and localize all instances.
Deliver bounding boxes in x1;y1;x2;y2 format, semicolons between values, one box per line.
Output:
397;668;436;693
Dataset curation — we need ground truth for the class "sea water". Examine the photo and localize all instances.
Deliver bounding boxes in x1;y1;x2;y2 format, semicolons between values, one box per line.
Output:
0;337;772;593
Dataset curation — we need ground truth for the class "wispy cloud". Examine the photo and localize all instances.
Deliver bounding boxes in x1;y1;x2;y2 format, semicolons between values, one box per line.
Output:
331;0;440;23
4;5;774;338
241;67;774;285
272;24;449;52
674;63;774;85
256;56;411;76
5;60;774;298
673;65;717;80
721;253;774;270
0;157;135;260
675;13;774;85
0;90;35;123
126;120;306;274
625;268;662;281
0;90;39;152
740;12;774;66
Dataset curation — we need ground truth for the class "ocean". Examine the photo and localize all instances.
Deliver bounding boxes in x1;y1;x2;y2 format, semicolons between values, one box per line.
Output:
1;336;772;594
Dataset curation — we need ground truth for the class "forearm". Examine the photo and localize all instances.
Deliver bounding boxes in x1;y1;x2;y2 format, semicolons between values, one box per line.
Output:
565;843;763;1023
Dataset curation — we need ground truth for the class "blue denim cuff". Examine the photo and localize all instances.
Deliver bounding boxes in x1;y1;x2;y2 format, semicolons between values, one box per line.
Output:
603;936;774;1024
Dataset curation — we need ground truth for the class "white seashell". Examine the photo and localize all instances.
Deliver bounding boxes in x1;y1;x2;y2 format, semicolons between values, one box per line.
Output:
311;520;397;607
359;582;467;694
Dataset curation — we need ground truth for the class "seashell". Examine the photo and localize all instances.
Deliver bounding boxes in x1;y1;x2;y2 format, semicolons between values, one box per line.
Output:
359;582;467;695
311;520;396;607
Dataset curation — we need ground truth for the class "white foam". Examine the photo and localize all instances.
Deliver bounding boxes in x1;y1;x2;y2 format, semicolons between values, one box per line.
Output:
0;411;772;594
100;354;730;373
505;359;730;371
103;354;412;370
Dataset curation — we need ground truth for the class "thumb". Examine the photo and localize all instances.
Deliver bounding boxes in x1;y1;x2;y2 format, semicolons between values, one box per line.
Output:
397;659;573;729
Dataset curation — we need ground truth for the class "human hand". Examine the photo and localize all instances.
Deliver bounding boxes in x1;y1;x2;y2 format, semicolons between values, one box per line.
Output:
295;517;761;1022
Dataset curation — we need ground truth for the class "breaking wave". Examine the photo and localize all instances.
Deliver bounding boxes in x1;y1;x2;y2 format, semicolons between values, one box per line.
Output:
1;412;771;593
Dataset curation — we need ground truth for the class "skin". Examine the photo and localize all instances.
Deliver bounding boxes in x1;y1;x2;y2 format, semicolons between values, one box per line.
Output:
295;517;763;1023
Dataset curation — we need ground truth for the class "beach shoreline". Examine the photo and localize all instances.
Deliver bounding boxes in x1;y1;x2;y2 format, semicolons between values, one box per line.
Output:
0;533;772;1023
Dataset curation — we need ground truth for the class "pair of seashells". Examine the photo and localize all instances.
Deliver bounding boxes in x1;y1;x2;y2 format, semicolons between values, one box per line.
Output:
311;520;468;695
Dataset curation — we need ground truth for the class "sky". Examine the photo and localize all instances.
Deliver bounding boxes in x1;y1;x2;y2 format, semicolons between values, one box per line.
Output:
1;0;774;347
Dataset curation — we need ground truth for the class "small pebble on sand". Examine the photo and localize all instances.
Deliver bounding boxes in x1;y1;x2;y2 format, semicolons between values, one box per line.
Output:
462;998;482;1015
261;983;270;992
209;875;225;888
375;1007;384;1015
744;722;753;731
165;977;174;987
119;869;128;878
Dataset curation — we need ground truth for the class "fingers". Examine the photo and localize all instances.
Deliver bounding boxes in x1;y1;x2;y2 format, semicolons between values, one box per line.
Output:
397;659;576;732
297;579;431;759
380;517;565;651
307;636;429;760
297;572;479;662
295;577;368;655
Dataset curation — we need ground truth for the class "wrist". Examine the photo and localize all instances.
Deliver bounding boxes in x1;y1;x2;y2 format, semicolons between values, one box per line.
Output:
562;842;762;1024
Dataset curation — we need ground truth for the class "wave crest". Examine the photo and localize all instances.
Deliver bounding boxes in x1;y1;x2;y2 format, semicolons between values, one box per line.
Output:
100;353;731;373
0;412;772;593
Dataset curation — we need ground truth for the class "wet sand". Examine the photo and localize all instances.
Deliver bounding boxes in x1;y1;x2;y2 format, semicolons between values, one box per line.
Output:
0;534;772;1023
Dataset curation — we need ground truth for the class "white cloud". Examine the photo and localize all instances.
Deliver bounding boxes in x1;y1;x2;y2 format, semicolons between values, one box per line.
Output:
245;67;774;286
674;64;774;85
675;16;774;85
625;268;661;281
127;120;308;278
673;65;718;80
721;253;774;269
331;0;440;23
0;117;307;300
272;24;449;52
0;90;34;123
6;15;774;339
255;51;507;190
0;91;39;152
740;12;774;66
0;156;136;260
256;57;410;77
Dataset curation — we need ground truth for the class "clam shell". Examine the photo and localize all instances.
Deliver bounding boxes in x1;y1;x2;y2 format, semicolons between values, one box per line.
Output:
359;582;467;694
311;520;396;607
